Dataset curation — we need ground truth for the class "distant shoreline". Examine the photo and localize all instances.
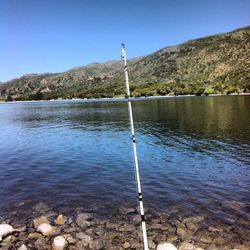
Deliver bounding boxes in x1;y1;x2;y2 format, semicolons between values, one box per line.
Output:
0;92;249;104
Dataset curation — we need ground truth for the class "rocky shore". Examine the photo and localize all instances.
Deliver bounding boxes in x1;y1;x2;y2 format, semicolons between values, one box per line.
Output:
0;202;249;250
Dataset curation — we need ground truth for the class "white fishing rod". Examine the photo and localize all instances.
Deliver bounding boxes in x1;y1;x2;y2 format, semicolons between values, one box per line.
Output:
121;43;149;250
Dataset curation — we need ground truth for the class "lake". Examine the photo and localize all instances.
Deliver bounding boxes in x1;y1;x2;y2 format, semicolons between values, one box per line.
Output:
0;95;249;248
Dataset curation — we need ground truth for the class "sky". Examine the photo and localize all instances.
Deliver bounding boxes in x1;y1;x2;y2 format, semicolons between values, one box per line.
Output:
1;0;250;82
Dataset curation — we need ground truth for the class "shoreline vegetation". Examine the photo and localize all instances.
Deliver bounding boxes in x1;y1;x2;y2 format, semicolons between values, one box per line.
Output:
0;93;250;104
0;201;249;250
0;26;249;104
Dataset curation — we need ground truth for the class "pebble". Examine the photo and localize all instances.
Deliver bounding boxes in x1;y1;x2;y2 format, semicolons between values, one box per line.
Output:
178;242;196;250
33;216;50;229
0;224;15;242
66;235;77;244
0;205;247;250
92;239;105;250
55;214;65;225
122;242;131;249
37;223;56;236
183;216;205;224
15;226;26;232
76;232;93;247
52;235;68;250
212;237;227;245
35;236;46;249
157;243;178;250
177;227;192;241
119;207;136;214
205;244;219;250
208;227;223;232
232;244;249;250
3;235;16;244
17;244;28;250
28;232;42;240
76;213;91;228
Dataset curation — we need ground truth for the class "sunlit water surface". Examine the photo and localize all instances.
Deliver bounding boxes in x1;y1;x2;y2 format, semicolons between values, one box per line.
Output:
0;96;249;225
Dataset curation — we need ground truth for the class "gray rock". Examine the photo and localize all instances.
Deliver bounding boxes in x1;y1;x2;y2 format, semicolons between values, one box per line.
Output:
119;207;135;214
76;213;91;228
35;236;46;249
64;226;77;233
76;233;93;248
130;214;141;225
76;213;93;221
92;239;105;250
19;232;27;241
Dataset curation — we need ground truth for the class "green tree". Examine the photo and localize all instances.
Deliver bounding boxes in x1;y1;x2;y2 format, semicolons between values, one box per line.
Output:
204;85;214;96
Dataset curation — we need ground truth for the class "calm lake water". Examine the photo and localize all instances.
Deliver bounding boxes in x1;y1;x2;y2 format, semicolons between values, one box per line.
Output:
0;95;249;224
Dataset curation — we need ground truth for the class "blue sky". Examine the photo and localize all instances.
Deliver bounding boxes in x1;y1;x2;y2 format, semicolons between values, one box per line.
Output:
1;0;250;82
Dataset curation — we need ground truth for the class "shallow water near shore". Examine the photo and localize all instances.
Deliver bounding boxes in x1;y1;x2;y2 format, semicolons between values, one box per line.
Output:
0;95;250;248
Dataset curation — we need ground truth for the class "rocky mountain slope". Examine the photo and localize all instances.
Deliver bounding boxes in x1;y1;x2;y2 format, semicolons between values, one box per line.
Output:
1;26;249;101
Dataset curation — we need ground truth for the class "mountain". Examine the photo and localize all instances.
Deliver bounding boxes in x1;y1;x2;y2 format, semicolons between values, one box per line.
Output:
1;26;249;101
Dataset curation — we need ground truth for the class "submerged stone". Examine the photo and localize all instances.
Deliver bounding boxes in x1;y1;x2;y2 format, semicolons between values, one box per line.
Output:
55;214;66;225
76;213;91;228
33;202;50;213
121;242;131;249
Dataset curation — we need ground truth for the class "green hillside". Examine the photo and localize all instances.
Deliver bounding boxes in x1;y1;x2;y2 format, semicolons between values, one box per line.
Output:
1;26;249;101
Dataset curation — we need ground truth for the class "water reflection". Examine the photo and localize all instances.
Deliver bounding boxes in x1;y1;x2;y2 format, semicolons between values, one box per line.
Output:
0;96;249;224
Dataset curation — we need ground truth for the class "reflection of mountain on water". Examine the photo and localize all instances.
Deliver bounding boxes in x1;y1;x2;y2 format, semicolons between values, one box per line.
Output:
0;95;249;224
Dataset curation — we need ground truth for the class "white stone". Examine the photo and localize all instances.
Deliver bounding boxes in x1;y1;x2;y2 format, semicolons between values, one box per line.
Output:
157;243;178;250
0;224;15;242
18;244;28;250
52;236;68;250
37;223;56;236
